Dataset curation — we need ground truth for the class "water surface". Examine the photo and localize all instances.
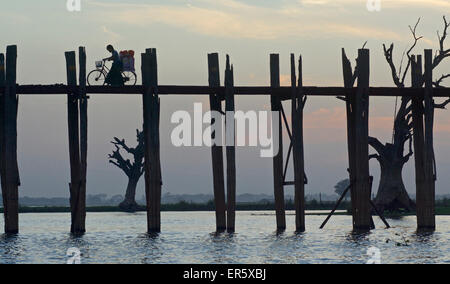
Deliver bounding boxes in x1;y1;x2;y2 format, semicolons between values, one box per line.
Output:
0;211;449;264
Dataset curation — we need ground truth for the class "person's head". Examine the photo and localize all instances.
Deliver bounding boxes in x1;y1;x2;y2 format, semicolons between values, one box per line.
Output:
106;45;114;53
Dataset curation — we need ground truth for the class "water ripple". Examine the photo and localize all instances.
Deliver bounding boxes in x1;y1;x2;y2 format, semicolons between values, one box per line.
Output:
0;212;449;263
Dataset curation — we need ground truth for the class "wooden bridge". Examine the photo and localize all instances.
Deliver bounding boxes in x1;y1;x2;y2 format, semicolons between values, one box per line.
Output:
0;45;447;235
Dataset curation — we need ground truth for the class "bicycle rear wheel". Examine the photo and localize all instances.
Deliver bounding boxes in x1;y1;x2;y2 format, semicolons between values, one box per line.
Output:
87;70;106;86
123;71;137;86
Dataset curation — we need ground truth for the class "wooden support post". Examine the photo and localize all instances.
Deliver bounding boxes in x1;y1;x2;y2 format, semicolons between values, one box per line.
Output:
0;53;5;230
320;184;351;229
352;49;371;231
291;54;306;232
270;54;286;232
418;50;436;231
342;49;357;229
2;46;20;234
411;55;428;230
65;51;84;234
208;53;226;232
342;49;371;231
78;47;87;233
225;55;236;233
142;48;162;233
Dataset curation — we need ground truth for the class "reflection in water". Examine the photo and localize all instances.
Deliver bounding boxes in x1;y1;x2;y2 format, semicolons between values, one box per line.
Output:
346;230;371;243
206;232;237;263
0;212;449;263
137;233;163;264
0;234;25;263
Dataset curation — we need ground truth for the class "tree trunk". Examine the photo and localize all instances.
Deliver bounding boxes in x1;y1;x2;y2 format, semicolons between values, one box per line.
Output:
374;150;415;212
119;176;139;212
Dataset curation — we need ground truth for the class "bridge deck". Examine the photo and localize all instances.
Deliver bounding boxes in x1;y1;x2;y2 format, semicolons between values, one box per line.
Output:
1;85;449;99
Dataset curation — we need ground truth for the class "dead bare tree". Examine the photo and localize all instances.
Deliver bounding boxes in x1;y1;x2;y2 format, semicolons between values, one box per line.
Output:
370;16;450;212
108;129;145;212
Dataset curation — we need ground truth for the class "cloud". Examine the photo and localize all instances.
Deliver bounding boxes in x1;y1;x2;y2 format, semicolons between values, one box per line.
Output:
305;107;346;130
303;105;450;147
302;107;399;142
101;26;121;41
301;0;450;11
89;0;403;40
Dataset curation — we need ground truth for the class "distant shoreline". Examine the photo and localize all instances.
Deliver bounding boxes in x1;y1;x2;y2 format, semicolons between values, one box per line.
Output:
1;204;450;216
1;200;353;213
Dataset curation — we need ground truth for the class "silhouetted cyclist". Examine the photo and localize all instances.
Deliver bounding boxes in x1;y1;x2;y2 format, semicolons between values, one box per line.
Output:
103;45;124;86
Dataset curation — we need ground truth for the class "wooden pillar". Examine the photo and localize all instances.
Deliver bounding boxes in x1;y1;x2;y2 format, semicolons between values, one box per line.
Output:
225;55;236;233
2;46;20;234
352;49;371;231
78;47;87;233
342;49;371;231
65;51;84;234
419;49;436;231
208;53;226;232
142;48;162;233
270;54;286;232
0;53;5;228
411;55;427;230
342;49;357;225
291;54;306;232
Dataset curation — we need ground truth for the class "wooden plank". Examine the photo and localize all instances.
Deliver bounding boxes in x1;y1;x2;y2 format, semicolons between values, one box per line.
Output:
142;48;162;233
342;49;358;229
420;49;436;231
291;54;306;232
270;54;286;232
411;55;428;230
225;55;236;233
78;47;87;233
7;85;450;98
65;51;83;234
141;52;151;232
2;46;20;234
0;53;5;230
208;53;226;232
352;49;371;231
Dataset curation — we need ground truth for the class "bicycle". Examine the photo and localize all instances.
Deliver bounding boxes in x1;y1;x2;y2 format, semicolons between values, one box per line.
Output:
87;60;137;86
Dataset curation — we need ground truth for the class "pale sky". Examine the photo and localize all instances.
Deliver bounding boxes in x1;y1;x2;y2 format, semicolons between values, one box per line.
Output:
1;0;450;198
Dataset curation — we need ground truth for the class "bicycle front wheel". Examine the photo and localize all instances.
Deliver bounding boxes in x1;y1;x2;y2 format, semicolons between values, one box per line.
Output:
87;70;106;86
123;71;137;86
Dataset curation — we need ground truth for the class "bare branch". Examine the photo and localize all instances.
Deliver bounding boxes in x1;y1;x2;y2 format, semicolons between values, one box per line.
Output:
368;136;386;155
401;135;414;163
369;154;380;161
434;97;450;109
401;19;423;83
302;96;308;109
108;145;132;177
433;16;450;69
112;137;136;155
434;74;450;87
384;18;423;88
362;41;368;49
108;129;145;177
383;43;403;87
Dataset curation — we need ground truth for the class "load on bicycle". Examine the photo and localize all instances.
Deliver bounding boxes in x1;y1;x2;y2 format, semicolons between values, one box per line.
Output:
87;44;137;86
